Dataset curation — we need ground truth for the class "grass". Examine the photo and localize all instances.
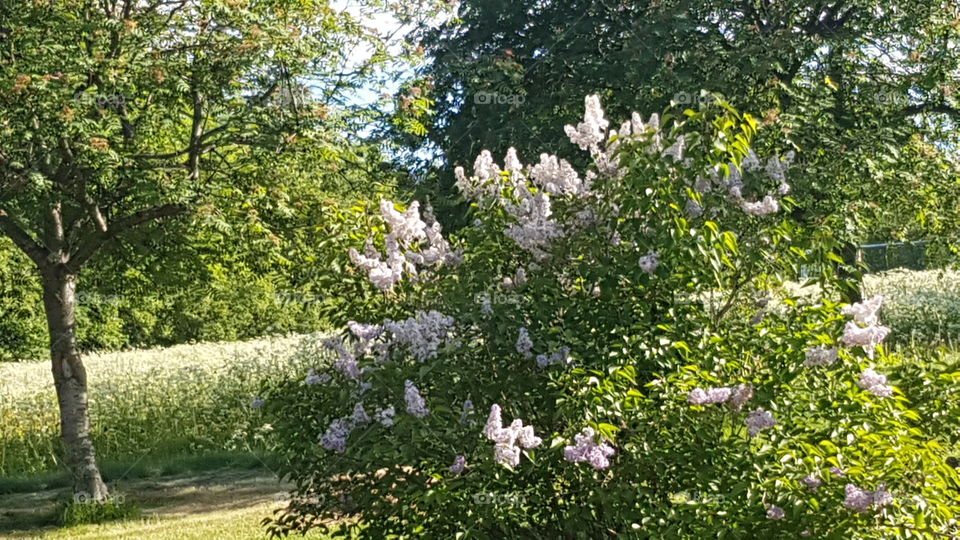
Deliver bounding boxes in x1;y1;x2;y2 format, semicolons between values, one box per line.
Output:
0;333;332;476
0;466;331;539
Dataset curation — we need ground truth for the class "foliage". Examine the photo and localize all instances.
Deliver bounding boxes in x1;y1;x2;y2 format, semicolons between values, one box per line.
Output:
409;0;960;253
863;269;960;348
265;97;960;538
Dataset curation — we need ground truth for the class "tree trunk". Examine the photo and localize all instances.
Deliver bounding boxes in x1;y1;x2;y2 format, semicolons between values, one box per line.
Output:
40;266;109;501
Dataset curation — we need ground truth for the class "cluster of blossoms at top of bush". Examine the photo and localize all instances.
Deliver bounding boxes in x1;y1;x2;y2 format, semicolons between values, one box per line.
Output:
349;201;460;291
448;95;795;263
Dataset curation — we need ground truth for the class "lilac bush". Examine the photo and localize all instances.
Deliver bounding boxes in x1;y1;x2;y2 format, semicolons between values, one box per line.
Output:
263;95;960;538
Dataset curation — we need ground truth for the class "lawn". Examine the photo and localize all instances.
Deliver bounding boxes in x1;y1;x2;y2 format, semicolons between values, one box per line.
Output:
0;467;329;539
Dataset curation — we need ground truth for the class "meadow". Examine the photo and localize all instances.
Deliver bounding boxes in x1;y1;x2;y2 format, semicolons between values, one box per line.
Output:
0;334;333;478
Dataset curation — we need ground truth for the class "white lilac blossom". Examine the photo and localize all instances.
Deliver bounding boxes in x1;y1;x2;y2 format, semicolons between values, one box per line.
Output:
840;296;891;359
536;346;572;368
564;94;609;151
841;322;891;359
639;251;660;274
483;404;542;467
503;191;565;259
740;195;780;216
350;322;381;341
801;475;823;491
320;418;353;453
745;408;777;437
450;455;466;474
404;380;430;418
384;311;455;362
661;135;685;162
504;147;523;172
831;467;846;477
843;296;884;326
483;404;504;440
843;483;892;513
516;327;534;358
804;346;838;367
687;387;733;405
529;153;587;195
563;427;616;470
857;368;894;398
375;406;395;427
766;505;785;520
349;200;458;292
591;284;602;297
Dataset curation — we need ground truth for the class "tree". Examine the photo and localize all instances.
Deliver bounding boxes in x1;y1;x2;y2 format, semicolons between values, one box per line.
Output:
0;0;434;499
410;0;960;265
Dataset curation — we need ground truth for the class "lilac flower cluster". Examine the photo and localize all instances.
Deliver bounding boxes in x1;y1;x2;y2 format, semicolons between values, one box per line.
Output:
744;408;777;437
404;380;430;418
536;346;572;368
483;404;542;467
801;474;823;491
687;384;753;411
766;505;786;520
305;368;331;385
563;427;616;470
840;296;891;359
384;311;455;362
449;455;466;475
349;200;459;291
857;368;894;398
515;327;533;358
843;483;893;513
324;337;361;381
320;402;373;453
804;346;838;367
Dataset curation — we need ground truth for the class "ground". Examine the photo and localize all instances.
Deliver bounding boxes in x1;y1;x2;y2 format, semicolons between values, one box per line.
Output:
0;468;325;539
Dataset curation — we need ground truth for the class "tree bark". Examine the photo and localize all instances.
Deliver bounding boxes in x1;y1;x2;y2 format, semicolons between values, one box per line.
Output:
40;265;109;501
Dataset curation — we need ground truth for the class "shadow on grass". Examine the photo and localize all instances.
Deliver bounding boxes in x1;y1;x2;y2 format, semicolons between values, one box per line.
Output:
0;451;287;534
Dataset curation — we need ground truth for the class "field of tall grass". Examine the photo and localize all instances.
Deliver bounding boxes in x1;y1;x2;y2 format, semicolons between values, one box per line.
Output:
0;334;332;477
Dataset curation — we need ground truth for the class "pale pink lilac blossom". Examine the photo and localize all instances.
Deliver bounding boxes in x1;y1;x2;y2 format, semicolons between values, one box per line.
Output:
563;427;616;470
745;408;777;437
857;368;894;398
483;404;542;467
804;346;838;367
404;380;430;418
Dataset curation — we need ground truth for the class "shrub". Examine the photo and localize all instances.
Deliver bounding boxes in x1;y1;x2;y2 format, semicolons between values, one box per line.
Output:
863;269;960;348
264;96;960;538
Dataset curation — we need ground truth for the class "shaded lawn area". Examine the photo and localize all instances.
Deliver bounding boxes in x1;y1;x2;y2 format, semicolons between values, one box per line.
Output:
0;466;328;539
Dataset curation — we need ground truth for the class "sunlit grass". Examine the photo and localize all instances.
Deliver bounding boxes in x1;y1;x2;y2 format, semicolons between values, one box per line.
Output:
0;334;331;476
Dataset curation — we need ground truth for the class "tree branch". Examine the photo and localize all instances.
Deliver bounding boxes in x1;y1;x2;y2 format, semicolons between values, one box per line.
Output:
69;202;187;270
0;207;50;267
